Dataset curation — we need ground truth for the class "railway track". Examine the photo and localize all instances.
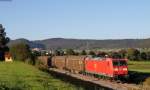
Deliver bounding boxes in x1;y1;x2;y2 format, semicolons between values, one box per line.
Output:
49;68;140;90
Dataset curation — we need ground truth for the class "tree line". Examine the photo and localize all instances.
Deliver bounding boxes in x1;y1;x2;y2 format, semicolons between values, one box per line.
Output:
7;42;150;67
53;48;150;61
8;42;150;63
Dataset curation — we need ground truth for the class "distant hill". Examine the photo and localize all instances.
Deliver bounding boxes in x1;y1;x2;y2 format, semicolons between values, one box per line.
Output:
8;38;45;49
8;38;150;50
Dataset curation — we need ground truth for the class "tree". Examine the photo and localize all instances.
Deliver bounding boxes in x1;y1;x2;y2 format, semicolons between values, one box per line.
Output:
118;49;127;58
10;43;31;61
32;50;41;56
140;52;147;60
97;51;106;57
81;50;87;55
54;49;64;56
146;51;150;60
109;52;122;58
126;48;140;61
88;51;96;56
0;24;10;61
66;49;75;55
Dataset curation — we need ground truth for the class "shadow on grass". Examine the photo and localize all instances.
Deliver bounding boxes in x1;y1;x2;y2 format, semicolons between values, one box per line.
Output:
128;71;150;84
45;70;113;90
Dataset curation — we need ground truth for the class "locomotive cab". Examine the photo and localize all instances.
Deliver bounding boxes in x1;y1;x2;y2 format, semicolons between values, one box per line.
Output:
112;59;128;77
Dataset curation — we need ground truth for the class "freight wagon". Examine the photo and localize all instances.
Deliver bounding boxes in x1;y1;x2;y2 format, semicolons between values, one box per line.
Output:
65;56;85;73
51;56;66;69
37;56;51;67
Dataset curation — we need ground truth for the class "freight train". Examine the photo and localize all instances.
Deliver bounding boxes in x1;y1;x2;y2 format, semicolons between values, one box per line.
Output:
38;55;128;79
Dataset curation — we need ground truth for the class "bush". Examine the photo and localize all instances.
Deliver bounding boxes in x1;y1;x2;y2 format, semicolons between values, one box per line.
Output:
9;42;33;62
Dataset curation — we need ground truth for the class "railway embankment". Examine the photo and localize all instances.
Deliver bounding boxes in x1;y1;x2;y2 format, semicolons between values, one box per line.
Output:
48;68;140;90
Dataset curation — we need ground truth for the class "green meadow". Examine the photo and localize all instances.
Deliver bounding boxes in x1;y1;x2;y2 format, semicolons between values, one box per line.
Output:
128;61;150;86
1;60;150;89
128;61;150;73
0;62;82;90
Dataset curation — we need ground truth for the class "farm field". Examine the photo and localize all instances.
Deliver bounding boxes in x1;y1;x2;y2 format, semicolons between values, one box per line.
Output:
128;61;150;86
128;61;150;73
0;61;83;90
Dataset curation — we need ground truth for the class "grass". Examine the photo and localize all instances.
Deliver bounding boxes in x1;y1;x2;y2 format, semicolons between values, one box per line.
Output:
1;60;150;89
128;61;150;86
0;61;83;90
128;61;150;73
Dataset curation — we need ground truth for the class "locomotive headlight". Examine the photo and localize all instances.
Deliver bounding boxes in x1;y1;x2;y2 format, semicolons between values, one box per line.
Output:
123;68;127;71
114;68;118;71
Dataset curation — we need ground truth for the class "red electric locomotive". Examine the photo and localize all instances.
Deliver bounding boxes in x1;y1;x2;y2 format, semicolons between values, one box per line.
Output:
85;57;128;78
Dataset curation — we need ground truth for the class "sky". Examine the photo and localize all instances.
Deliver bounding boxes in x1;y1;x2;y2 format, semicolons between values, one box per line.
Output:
0;0;150;40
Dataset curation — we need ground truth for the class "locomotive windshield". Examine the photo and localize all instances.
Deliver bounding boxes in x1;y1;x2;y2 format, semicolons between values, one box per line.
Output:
113;60;127;66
